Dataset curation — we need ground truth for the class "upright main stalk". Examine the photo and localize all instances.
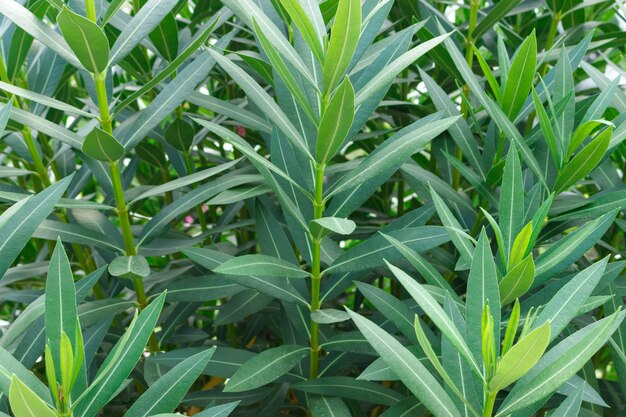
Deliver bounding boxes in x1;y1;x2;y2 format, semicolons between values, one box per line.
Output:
309;163;325;379
86;2;151;319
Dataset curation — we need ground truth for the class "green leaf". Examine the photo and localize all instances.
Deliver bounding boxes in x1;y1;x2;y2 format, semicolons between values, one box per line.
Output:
311;309;350;324
534;258;608;340
0;81;96;119
346;309;460;417
9;376;56;417
108;255;151;279
499;255;534;305
82;127;124;163
329;115;458;196
215;254;308;278
534;210;617;284
472;0;522;39
322;0;361;95
109;0;178;65
165;118;195;152
0;1;83;69
568;119;613;155
309;396;351;417
496;310;625;416
125;348;215;417
387;262;484;381
278;0;325;63
57;6;109;74
292;377;403;406
316;77;355;163
206;49;313;160
73;293;166;417
500;145;524;260
532;87;561;166
488;321;550;392
502;31;536;119
325;226;449;274
310;217;356;237
0;175;73;280
549;386;583;417
45;239;78;380
252;18;318;124
113;15;219;115
441;32;545;184
554;125;612;193
224;345;309;392
380;232;457;297
466;230;500;362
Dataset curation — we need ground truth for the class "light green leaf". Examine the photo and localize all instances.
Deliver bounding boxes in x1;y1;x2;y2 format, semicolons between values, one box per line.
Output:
554;125;612;193
278;0;325;63
488;321;550;392
9;376;56;417
496;310;625;416
502;31;536;118
499;255;534;305
316;77;355;163
322;0;361;95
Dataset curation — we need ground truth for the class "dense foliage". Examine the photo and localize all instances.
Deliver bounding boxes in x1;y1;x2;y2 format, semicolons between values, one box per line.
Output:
0;0;625;416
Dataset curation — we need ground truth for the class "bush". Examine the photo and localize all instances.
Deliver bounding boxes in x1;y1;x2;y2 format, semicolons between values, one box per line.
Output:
0;0;625;416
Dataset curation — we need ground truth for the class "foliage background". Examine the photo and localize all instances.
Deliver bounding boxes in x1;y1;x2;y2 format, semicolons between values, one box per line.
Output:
0;0;625;416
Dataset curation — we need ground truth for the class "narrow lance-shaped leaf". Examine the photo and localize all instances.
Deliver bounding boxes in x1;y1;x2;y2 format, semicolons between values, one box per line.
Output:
502;31;536;119
9;376;56;417
554;125;612;193
125;348;215;417
224;345;309;392
488;321;550;392
0;175;74;280
278;0;325;62
322;0;361;95
215;254;309;278
386;262;484;381
346;309;461;417
316;77;355;164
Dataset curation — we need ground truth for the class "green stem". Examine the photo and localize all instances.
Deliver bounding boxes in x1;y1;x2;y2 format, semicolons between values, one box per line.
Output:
309;164;325;379
483;391;497;417
94;64;157;350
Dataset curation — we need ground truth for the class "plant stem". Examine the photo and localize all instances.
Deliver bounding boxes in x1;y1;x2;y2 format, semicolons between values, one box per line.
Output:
483;391;497;417
309;163;325;379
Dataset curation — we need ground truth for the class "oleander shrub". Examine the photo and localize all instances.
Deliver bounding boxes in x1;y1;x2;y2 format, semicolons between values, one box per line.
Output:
0;0;625;416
